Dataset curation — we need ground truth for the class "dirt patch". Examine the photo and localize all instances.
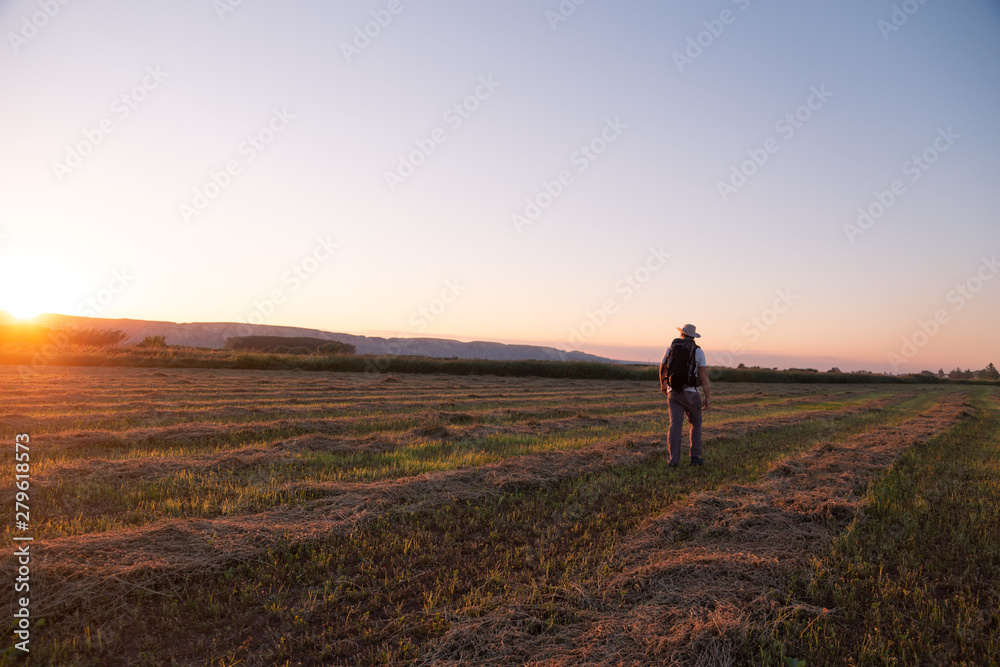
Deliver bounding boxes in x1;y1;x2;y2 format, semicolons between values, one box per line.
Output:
419;393;972;665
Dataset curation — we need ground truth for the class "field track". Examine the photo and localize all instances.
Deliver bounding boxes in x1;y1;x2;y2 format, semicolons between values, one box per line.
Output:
0;366;985;665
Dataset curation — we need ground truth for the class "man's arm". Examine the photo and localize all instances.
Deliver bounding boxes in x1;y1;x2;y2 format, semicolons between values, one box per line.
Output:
699;366;711;408
659;354;669;395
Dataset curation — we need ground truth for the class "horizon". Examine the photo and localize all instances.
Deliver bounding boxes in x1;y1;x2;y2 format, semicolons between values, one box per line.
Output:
1;308;990;375
1;2;998;375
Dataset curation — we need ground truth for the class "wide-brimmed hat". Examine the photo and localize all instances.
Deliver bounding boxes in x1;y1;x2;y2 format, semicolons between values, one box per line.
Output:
677;324;700;338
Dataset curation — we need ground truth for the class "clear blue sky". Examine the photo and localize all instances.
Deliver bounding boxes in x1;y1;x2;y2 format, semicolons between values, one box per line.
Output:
1;0;998;372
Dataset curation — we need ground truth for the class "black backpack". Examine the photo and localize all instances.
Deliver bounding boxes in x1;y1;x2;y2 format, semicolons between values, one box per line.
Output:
661;337;701;391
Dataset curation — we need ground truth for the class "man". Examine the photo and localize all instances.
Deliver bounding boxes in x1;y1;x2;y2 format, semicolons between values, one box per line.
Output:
659;323;711;467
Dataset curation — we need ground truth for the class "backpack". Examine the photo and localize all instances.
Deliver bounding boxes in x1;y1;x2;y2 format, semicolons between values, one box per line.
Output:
661;337;701;391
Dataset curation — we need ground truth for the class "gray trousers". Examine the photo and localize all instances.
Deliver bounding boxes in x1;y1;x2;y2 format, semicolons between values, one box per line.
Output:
668;389;702;464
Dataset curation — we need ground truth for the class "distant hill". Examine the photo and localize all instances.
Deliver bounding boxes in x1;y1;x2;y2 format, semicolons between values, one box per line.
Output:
3;312;614;364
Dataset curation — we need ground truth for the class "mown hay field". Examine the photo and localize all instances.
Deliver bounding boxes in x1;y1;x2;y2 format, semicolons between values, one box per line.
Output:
1;366;997;665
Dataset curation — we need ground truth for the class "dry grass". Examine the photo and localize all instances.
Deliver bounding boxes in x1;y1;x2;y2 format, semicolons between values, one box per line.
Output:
419;393;973;665
12;406;852;620
0;366;975;665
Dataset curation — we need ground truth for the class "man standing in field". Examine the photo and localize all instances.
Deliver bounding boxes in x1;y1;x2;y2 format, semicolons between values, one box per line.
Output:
660;324;711;468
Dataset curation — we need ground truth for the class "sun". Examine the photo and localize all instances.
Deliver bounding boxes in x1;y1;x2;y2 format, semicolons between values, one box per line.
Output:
4;305;41;321
0;251;84;321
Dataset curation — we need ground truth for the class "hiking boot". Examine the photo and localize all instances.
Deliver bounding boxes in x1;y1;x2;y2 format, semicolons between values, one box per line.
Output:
690;457;704;466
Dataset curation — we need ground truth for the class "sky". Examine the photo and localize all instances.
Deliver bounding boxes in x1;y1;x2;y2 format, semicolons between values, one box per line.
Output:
0;0;997;372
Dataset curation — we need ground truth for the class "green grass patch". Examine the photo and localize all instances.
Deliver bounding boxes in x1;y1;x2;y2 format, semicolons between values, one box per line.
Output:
755;388;1000;665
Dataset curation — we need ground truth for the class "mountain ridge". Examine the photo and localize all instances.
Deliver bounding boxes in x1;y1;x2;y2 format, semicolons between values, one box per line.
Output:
1;312;618;364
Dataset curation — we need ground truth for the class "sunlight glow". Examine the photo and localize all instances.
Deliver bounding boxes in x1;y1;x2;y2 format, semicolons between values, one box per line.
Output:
0;251;85;321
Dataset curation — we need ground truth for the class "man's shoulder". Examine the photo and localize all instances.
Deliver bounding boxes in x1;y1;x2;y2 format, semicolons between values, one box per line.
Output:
694;346;707;367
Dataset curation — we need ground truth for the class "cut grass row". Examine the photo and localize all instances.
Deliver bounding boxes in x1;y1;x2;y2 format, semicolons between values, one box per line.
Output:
15;388;959;665
39;390;887;462
2;382;857;413
1;376;871;437
10;391;907;540
755;386;1000;665
20;384;895;462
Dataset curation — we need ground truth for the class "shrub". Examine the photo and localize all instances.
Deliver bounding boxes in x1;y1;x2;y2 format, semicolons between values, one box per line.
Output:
58;327;127;347
137;335;167;348
317;341;356;355
225;336;356;355
0;324;126;348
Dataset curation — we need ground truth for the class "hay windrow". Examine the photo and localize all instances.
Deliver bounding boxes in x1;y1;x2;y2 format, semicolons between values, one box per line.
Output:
0;365;955;664
1;395;905;619
0;431;390;498
0;412;39;430
420;392;973;665
39;417;346;452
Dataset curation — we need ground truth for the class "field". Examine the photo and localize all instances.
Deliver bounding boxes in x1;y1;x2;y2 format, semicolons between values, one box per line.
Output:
1;366;998;665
